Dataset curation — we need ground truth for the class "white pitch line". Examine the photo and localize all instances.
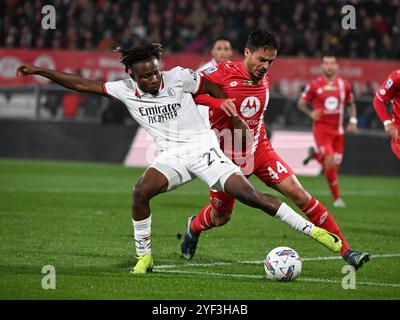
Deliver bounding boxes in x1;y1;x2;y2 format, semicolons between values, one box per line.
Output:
154;253;400;270
152;269;400;288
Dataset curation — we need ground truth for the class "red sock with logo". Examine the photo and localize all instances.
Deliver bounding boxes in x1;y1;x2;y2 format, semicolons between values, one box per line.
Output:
324;166;340;200
190;205;215;234
302;197;350;256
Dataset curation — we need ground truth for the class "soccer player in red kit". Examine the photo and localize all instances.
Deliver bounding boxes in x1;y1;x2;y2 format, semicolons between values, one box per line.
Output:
373;69;400;159
298;55;358;208
181;29;370;270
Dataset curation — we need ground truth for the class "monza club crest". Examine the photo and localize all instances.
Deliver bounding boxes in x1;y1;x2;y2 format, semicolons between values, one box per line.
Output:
240;96;261;117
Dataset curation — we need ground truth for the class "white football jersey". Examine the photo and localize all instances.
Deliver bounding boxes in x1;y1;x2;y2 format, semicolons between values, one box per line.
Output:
103;67;215;153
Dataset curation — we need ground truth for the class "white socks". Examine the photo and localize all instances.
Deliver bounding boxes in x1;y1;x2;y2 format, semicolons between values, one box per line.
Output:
132;215;152;256
275;203;314;235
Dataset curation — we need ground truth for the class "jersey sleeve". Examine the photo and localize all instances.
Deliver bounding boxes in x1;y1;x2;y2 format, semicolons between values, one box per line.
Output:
376;70;399;103
373;95;391;123
103;80;126;100
300;82;315;102
174;67;202;94
194;94;224;109
199;64;225;86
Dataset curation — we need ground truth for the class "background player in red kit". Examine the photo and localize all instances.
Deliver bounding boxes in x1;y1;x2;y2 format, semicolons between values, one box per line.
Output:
298;55;358;208
373;69;400;159
181;29;370;270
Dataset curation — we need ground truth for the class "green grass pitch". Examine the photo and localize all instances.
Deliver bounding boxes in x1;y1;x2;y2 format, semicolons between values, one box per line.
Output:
0;159;399;300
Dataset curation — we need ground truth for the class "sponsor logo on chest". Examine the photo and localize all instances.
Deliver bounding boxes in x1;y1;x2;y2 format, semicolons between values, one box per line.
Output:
240;96;261;117
324;96;339;112
138;103;182;124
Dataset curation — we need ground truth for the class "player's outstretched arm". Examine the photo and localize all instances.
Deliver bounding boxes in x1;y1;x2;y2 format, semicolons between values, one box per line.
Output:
195;78;237;117
16;63;106;96
196;77;225;98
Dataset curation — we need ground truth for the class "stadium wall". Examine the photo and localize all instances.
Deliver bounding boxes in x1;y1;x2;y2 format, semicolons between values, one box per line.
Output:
0;119;138;163
0;119;398;176
341;131;400;176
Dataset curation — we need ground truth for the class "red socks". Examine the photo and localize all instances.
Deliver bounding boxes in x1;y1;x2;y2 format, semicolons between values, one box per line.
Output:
190;205;215;234
302;197;350;256
324;166;340;200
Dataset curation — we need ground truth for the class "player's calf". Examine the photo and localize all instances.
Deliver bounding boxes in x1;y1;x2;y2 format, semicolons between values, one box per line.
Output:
211;209;232;226
275;175;311;208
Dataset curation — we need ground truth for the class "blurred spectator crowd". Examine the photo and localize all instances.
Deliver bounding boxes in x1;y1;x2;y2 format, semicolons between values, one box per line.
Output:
2;0;400;59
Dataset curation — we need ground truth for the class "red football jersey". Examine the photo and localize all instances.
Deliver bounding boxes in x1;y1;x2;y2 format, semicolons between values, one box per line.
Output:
375;69;400;124
197;61;270;159
301;76;353;134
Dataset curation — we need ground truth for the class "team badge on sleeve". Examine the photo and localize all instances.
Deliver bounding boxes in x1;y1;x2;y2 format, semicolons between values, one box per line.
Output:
204;66;218;75
385;79;393;89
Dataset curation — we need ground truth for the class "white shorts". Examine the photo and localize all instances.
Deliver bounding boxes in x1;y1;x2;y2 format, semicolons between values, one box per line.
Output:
150;144;241;192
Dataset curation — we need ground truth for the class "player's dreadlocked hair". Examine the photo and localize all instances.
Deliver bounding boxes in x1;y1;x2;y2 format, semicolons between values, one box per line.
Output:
113;43;163;73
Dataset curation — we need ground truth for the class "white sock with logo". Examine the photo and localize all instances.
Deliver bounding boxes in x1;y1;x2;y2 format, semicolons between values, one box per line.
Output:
132;215;152;256
275;203;314;235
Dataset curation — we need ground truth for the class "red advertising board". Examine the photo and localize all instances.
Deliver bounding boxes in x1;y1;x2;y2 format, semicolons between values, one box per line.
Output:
1;49;398;96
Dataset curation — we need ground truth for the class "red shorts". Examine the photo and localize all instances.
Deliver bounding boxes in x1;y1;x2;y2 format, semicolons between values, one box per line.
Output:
313;128;344;165
210;141;294;213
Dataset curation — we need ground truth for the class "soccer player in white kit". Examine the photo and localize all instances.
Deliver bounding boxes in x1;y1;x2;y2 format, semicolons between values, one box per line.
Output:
17;43;342;274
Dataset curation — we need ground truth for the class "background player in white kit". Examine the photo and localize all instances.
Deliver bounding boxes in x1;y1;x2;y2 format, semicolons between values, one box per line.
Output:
197;38;234;128
17;43;342;274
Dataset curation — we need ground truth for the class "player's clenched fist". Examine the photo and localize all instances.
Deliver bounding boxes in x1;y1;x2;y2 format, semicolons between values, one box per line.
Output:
346;123;358;134
16;63;40;76
310;109;321;121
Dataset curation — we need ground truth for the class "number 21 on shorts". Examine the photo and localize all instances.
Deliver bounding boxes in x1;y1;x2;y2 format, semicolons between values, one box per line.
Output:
268;161;288;180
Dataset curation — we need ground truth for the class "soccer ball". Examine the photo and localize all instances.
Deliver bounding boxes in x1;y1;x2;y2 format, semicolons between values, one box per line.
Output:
264;246;302;281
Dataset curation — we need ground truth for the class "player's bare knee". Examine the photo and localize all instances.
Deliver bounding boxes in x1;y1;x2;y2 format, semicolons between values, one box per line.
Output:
133;181;153;204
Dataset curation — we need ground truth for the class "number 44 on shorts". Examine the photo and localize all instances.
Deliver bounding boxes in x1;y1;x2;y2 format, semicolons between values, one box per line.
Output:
268;161;288;180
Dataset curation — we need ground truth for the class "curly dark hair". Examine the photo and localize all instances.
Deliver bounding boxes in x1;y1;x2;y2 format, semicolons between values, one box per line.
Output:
114;43;163;73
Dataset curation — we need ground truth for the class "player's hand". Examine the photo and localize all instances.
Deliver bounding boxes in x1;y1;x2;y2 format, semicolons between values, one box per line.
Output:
220;98;238;117
385;122;398;140
16;63;41;77
310;109;321;121
347;123;358;134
